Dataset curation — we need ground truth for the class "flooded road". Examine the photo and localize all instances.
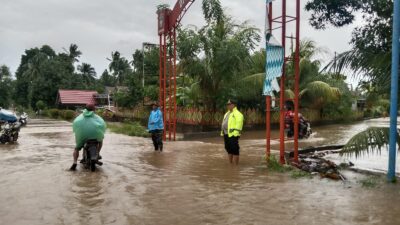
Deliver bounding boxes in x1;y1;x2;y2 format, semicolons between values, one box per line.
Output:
1;118;400;225
200;117;400;174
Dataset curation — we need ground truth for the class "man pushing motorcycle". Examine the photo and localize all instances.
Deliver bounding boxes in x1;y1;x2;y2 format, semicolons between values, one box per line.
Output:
70;104;106;171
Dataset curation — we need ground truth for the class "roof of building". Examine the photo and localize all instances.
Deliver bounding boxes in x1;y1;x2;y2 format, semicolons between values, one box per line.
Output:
57;89;98;105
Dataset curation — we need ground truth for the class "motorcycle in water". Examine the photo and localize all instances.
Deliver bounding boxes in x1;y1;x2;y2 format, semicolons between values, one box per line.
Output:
81;140;103;172
0;109;20;144
285;119;312;139
19;112;28;126
0;122;21;144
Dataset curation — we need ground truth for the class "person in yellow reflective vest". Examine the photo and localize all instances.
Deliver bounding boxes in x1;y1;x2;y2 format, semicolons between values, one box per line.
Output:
221;99;244;165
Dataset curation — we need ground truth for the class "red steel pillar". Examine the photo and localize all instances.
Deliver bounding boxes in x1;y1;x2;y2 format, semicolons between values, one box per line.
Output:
159;35;163;107
163;34;167;141
266;96;271;158
173;29;178;141
168;32;173;141
293;0;301;163
159;34;167;141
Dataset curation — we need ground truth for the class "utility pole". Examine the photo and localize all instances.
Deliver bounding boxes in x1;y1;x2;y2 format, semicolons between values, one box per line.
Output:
388;0;400;181
142;43;145;88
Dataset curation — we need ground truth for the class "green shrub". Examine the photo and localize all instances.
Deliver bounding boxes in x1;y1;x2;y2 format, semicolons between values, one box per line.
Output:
96;109;104;115
35;100;46;110
16;106;24;114
42;109;50;117
48;109;60;119
61;110;76;120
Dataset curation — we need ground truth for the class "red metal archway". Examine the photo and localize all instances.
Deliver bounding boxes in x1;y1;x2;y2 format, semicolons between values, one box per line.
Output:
157;0;301;164
157;0;195;141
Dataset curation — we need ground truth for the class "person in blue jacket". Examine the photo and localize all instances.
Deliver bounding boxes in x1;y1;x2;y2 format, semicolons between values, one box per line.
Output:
148;102;164;152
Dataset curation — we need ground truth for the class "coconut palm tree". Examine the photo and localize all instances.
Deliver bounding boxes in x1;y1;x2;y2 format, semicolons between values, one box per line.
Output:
24;53;47;107
237;39;340;110
77;63;96;87
322;44;395;157
177;0;260;109
63;44;82;63
324;49;391;94
108;51;131;85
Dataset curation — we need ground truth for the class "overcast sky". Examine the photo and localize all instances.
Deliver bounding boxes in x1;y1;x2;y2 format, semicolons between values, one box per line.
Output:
0;0;360;78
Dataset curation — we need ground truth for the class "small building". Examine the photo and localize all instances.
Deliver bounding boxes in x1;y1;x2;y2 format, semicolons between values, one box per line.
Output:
101;86;129;109
56;89;98;109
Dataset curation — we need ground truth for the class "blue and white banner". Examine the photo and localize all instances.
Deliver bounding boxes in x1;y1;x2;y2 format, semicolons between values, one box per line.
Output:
263;0;284;96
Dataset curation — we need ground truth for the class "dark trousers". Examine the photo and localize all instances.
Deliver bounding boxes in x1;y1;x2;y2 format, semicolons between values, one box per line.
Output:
224;135;240;155
150;130;163;151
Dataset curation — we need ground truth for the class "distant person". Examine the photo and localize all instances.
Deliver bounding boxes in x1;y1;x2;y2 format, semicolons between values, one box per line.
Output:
148;102;164;152
70;104;106;171
285;106;308;138
221;100;244;165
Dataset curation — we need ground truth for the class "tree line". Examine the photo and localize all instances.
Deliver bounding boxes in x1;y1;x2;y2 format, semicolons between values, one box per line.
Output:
0;44;158;110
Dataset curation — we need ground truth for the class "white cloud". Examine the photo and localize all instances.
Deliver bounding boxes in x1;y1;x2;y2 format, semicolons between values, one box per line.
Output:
0;0;359;78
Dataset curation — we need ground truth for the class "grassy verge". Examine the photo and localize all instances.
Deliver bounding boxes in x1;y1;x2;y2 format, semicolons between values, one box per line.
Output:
265;155;293;173
263;155;313;179
358;176;383;188
108;121;150;138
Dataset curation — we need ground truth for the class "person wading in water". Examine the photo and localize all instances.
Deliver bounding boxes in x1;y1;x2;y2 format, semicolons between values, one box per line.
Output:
221;100;244;165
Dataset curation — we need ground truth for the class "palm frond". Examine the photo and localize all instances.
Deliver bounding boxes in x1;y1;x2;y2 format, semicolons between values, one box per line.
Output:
340;127;400;158
241;73;265;83
322;49;391;87
301;81;341;101
299;39;329;61
285;89;295;99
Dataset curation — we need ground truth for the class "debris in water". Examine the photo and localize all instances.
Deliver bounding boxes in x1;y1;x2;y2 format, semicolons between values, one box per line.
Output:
294;150;352;181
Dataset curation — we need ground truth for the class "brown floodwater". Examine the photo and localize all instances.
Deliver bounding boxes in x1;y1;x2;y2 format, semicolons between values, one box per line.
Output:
1;118;400;225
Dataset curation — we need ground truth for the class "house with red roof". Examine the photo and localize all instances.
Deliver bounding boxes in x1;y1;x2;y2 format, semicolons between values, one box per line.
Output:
56;89;98;108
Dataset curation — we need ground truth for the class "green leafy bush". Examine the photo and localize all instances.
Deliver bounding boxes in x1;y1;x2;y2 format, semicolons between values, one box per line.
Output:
48;109;60;119
61;110;76;120
35;100;46;110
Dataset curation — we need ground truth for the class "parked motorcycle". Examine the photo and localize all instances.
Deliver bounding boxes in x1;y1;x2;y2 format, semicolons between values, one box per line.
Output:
81;140;103;172
0;109;20;144
19;112;28;126
0;122;21;144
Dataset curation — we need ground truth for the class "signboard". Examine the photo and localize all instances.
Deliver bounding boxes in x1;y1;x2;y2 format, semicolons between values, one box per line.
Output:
157;8;170;35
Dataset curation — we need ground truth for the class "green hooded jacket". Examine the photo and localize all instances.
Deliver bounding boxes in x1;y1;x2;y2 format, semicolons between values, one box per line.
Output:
72;109;106;149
